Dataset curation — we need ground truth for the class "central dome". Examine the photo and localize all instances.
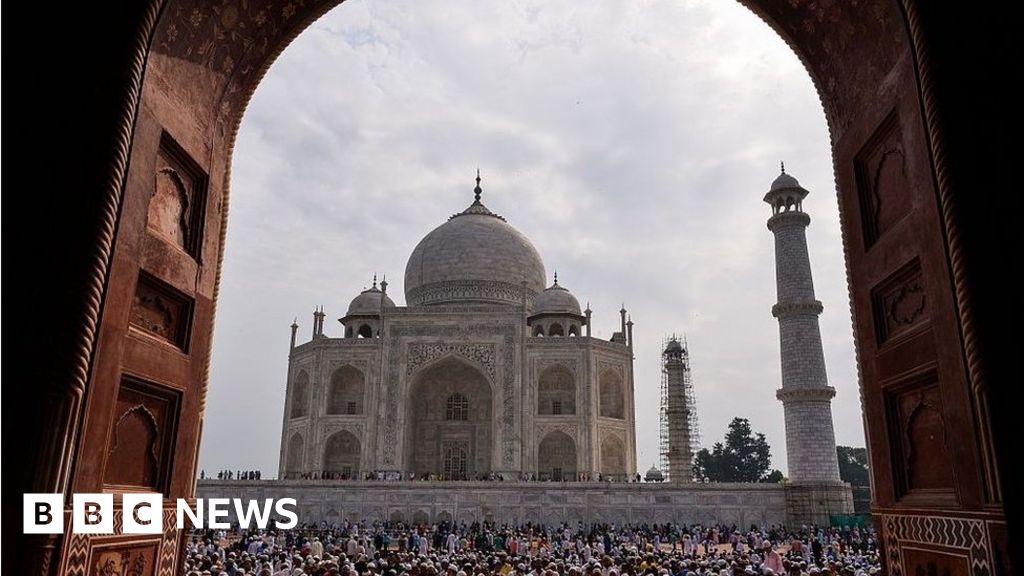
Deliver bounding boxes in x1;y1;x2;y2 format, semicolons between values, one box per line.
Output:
405;175;546;306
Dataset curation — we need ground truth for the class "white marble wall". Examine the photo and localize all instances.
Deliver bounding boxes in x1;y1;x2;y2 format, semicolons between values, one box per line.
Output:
197;480;788;527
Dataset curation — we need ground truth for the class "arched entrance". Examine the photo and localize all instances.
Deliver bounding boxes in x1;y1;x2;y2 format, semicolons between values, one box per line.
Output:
322;430;361;479
537;365;576;415
284;432;304;479
290;370;310;418
598;369;625;419
327;365;364;415
405;357;493;479
538;431;577;481
600;435;627;478
14;1;1017;574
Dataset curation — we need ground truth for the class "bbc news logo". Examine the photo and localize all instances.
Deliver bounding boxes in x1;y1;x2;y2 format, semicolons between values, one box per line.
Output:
23;494;298;534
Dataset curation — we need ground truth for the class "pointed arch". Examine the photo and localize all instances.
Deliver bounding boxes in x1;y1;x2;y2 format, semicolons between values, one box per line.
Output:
406;356;492;479
285;432;305;478
538;431;577;481
290;370;310;418
600;435;627;477
538;365;576;415
599;369;625;419
327;365;365;415
323;430;361;478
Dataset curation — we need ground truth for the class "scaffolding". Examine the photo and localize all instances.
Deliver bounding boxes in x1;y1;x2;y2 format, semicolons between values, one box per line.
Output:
659;335;700;481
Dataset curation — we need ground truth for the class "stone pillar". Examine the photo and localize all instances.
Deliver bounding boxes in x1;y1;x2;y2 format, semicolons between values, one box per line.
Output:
764;167;852;523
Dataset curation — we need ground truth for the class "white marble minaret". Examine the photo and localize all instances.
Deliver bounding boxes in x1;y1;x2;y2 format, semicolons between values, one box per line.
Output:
765;164;842;484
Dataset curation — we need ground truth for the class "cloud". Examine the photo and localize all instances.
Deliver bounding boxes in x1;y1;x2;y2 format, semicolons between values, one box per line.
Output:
201;0;865;478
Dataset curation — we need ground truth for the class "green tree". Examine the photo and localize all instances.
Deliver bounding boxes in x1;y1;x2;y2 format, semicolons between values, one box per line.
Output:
837;446;870;486
692;417;776;482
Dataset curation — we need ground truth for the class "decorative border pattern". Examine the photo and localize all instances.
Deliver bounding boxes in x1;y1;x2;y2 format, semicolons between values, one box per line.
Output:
407;280;538;308
536;357;579;376
536;422;580;443
406;342;496;382
771;300;824;318
880;513;991;576
61;509;180;576
776;386;837;402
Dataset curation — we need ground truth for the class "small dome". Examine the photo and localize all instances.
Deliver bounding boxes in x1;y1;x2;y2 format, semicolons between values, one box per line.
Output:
532;276;582;316
664;339;684;354
645;466;665;482
770;171;801;192
347;283;395;315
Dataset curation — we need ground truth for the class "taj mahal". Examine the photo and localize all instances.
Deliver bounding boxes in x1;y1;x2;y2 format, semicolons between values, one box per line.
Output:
278;172;637;483
199;168;854;527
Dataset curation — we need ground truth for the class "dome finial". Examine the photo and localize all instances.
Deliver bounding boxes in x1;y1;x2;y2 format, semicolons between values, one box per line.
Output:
553;270;559;285
372;273;378;289
780;160;786;174
474;168;482;202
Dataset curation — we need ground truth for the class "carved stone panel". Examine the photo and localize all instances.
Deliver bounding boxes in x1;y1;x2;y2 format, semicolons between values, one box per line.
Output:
149;132;207;258
856;110;912;248
884;372;955;501
872;259;928;347
406;342;496;382
104;378;181;494
901;547;970;576
129;272;194;351
90;542;159;576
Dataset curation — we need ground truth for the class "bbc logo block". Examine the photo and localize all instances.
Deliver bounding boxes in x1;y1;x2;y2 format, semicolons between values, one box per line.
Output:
23;494;63;534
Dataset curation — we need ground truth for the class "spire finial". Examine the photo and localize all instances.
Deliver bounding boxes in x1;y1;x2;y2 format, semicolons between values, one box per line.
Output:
780;160;786;174
474;169;482;202
372;274;377;289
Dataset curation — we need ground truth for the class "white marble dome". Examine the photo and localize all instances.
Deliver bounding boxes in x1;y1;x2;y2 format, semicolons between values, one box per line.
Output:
532;278;582;316
404;180;546;307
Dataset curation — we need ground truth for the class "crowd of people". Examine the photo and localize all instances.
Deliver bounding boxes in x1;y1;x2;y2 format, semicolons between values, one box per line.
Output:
205;470;264;480
267;471;654;483
183;520;879;576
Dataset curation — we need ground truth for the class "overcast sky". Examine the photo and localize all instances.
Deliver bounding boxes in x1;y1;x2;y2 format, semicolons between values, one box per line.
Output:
200;0;865;478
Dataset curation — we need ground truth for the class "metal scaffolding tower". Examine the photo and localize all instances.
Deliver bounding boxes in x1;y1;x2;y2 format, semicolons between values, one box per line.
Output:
659;335;700;482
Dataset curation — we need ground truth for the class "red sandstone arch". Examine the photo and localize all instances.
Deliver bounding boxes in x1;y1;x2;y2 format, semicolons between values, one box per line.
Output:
12;1;1017;574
